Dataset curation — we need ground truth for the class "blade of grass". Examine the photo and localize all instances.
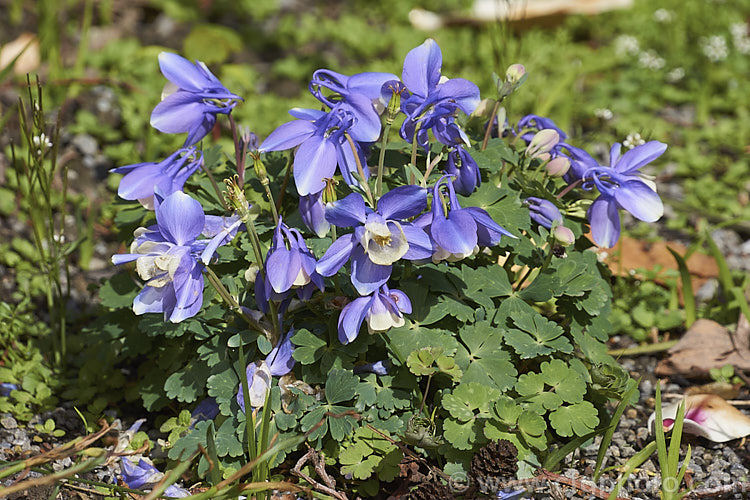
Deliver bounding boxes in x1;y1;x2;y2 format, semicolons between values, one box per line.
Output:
607;440;657;500
206;421;222;486
543;429;600;471
654;384;669;479
594;378;640;481
667;398;686;481
667;247;696;327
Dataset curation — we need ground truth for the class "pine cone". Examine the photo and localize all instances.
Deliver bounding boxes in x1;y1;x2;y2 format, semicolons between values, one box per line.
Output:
408;474;454;500
470;439;519;489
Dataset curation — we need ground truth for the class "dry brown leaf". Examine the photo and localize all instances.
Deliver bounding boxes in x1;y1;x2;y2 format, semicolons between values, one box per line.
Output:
0;33;40;75
684;382;741;400
655;319;750;376
592;236;719;299
648;394;750;442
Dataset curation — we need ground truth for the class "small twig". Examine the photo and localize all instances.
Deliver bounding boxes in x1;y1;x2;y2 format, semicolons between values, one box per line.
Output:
292;447;349;500
519;469;632;500
684;482;750;498
608;340;679;357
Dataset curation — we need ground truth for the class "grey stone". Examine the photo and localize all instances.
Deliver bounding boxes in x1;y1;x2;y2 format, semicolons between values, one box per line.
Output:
1;416;17;429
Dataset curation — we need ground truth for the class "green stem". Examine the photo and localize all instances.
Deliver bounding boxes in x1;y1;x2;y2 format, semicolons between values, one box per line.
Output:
344;132;375;207
607;340;679;357
228;114;246;188
409;122;421;184
204;265;270;337
275;152;293;214
203;161;230;212
242;219;281;343
481;99;502;151
376;121;392;199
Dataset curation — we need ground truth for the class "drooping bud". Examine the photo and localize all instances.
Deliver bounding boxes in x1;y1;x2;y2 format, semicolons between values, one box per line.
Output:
553;226;575;246
545;156;571;177
525;197;563;229
525;129;560;159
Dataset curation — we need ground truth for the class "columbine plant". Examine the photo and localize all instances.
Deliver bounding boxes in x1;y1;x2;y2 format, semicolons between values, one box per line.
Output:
104;39;667;494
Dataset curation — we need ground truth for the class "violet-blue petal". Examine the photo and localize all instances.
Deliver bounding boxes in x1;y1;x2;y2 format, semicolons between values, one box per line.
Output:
615;141;667;174
169;259;204;323
432;78;481;116
133;286;174;316
344;93;383;143
158;52;211;93
350;246;391;296
609;143;622;169
316;234;356;276
401;223;434;260
338;296;372;344
432;209;478;255
614;180;664;222
289;108;326;121
326;193;367;227
347;72;400;100
402;39;442;97
588;196;621;248
293;135;338;196
465;207;515;245
267;333;295;376
120;458;155;490
156;191;205;246
259;120;316;152
150;91;205;134
266;248;302;294
377;185;428;220
389;289;412;314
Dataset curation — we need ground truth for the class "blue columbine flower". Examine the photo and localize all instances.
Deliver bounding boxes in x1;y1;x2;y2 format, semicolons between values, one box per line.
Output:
150;52;241;147
583;141;666;248
255;218;323;311
309;68;397;140
338;285;412;344
111;147;202;209
316;186;433;295
236;332;295;411
112;191;238;323
190;397;220;428
353;360;391;376
120;458;190;497
417;175;515;263
525;197;563;229
398;39;480;149
259;102;370;196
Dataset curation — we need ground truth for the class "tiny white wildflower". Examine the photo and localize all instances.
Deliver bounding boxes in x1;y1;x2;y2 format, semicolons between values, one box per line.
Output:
32;133;53;156
653;8;673;23
701;35;729;62
638;50;665;70
666;67;685;83
594;108;614;120
623;133;645;150
730;23;748;39
615;35;640;56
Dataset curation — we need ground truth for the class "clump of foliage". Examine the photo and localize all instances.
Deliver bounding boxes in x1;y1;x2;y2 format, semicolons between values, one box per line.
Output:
81;35;670;496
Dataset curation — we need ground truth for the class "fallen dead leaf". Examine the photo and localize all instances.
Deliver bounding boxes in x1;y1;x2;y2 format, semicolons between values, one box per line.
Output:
684;382;741;400
648;394;750;442
655;318;750;376
0;32;40;75
591;236;719;300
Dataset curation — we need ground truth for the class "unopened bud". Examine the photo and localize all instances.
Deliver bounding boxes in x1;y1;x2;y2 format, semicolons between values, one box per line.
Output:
253;156;269;186
545;156;571;177
553;226;575;246
526;129;560;159
525;197;563;229
498;64;527;98
506;64;526;85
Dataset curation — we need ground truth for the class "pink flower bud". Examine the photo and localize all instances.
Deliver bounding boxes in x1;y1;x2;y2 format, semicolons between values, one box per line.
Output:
553;226;575;246
545;156;571;177
526;129;560;159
